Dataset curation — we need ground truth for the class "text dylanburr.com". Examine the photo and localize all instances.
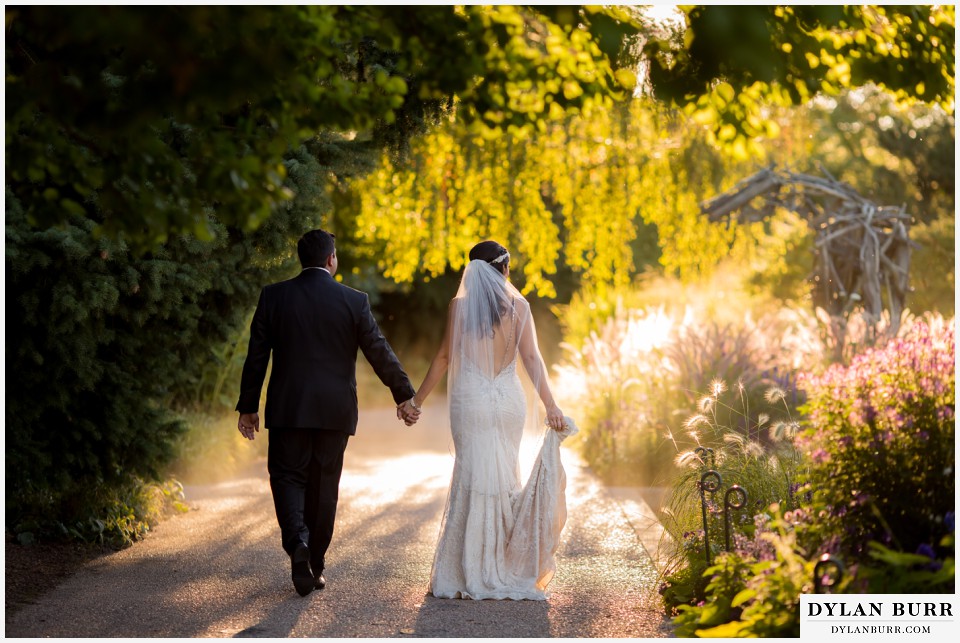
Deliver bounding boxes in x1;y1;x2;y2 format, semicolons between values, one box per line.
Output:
801;595;958;639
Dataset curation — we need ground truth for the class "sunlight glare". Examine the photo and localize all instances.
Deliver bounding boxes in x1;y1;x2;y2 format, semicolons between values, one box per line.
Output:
344;453;452;506
642;4;684;29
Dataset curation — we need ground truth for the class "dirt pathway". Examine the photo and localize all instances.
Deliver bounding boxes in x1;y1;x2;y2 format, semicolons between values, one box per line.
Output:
5;402;672;638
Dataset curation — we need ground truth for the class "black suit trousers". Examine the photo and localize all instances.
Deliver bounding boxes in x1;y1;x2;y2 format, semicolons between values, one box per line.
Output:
267;428;350;573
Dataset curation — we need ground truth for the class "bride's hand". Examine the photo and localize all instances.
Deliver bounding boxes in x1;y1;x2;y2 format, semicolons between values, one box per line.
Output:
545;404;564;431
397;398;421;426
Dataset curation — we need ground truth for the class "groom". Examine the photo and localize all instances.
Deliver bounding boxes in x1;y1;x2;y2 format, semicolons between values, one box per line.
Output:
236;229;420;596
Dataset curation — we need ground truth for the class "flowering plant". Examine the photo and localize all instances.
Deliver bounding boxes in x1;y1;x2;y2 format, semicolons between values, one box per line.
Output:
661;314;955;633
797;315;955;559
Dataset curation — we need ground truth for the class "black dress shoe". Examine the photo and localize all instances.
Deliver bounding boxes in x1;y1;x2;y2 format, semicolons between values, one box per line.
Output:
291;542;314;596
314;573;326;590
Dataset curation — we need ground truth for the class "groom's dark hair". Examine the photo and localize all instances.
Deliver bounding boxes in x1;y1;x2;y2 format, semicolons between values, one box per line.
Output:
298;229;336;268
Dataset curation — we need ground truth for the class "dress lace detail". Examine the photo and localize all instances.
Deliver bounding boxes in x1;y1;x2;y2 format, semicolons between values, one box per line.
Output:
430;356;576;600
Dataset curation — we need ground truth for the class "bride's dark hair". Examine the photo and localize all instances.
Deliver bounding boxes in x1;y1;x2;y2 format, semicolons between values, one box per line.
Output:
469;240;509;275
467;240;512;337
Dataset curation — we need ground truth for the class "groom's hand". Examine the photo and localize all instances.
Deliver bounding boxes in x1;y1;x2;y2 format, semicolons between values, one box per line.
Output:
397;400;420;426
238;412;260;440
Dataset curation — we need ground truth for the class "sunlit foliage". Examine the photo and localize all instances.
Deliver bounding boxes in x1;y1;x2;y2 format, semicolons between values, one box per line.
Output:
351;101;767;297
645;5;955;157
798;315;956;557
5;5;641;248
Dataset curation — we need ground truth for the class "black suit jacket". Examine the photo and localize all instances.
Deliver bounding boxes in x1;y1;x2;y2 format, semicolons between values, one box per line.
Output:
235;269;415;434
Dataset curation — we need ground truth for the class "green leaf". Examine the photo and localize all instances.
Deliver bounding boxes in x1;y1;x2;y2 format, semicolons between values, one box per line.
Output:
868;542;936;567
731;588;757;607
715;81;735;104
698;599;732;626
698;620;747;638
60;198;86;217
615;68;637;90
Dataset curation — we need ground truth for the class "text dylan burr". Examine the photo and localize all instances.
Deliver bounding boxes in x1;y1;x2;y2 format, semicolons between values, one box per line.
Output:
808;602;953;618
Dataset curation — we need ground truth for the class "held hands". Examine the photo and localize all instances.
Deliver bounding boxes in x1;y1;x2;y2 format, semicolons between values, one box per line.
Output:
397;398;421;426
238;412;260;440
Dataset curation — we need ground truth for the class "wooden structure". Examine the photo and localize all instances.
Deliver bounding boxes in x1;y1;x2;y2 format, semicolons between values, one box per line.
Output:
701;166;915;359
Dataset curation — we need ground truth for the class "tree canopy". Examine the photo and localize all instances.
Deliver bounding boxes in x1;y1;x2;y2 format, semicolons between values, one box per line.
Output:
9;6;952;246
343;5;954;296
5;5;642;247
644;5;955;157
349;100;752;297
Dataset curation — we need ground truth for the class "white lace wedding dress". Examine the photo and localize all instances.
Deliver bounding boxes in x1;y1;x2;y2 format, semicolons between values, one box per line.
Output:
428;260;576;600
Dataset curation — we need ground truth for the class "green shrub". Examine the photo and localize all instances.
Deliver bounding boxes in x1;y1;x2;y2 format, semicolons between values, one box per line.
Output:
5;143;320;545
856;538;956;594
14;477;187;548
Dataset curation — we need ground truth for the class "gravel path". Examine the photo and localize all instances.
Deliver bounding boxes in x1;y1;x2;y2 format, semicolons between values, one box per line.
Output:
5;402;672;638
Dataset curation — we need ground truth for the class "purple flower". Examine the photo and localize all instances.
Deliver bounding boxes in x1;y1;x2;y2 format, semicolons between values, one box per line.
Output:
916;543;943;571
946;511;955;532
895;413;915;429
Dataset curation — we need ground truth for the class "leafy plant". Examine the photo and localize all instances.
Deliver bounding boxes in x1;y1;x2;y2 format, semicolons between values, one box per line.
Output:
16;477;187;549
675;509;847;638
797;314;955;558
857;533;956;594
646;6;955;157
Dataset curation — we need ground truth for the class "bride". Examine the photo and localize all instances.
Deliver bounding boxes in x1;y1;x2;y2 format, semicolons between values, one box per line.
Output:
406;240;574;600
